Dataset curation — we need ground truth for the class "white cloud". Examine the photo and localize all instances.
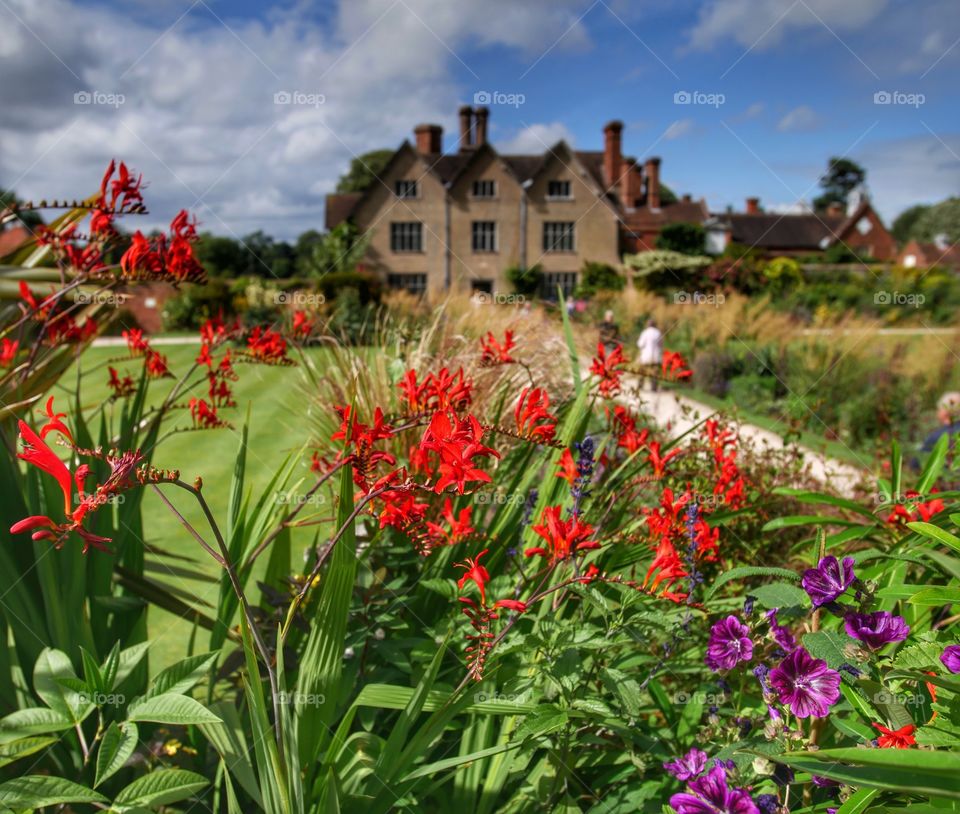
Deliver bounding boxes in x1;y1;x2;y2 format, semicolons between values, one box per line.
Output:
663;119;694;140
0;0;593;240
687;0;887;51
777;105;820;132
498;122;575;153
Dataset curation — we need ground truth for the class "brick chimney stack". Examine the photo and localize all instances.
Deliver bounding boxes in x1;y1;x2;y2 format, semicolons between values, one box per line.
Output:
826;201;844;218
620;157;638;210
459;105;473;151
603;120;623;190
645;157;661;209
414;124;442;155
474;107;489;147
746;197;760;214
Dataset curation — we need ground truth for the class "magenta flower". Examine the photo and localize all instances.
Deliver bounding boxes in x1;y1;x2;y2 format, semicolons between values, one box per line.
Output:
801;556;856;607
941;645;960;674
768;648;841;719
669;765;759;814
706;615;754;671
844;611;909;650
765;609;797;652
664;747;708;781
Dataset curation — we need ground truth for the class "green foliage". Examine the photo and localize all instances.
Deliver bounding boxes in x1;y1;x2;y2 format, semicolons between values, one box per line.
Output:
655;222;706;255
335;148;395;194
911;196;960;244
306;221;371;278
891;203;931;243
505;263;544;296
813;156;867;211
575;260;624;296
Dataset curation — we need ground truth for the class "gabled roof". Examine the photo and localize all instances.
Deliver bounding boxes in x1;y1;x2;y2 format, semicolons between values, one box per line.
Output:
900;239;960;269
324;193;362;230
624;200;710;231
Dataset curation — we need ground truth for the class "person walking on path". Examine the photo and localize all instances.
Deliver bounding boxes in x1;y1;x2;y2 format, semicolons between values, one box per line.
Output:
636;318;663;391
598;310;620;350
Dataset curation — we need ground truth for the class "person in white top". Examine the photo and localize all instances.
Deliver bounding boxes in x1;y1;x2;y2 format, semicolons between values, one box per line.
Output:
636;319;663;391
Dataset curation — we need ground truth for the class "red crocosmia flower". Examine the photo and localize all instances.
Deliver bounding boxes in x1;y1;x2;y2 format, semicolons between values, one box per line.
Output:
199;315;232;347
661;350;692;381
590;342;625;398
873;723;916;749
419;411;498;494
17;419;72;515
429;367;473;412
292;310;313;339
644;536;688;598
480;330;516;365
917;493;945;521
425;498;474;547
885;504;913;525
189;397;226;429
100;159;144;212
1;337;19;367
40;395;72;442
514;387;557;443
494;598;527;613
408;444;433;474
379;489;429;531
610;406;649;455
455;549;491;606
123;328;150;356
526;505;600;562
145;350;171;378
646;441;681;477
107;366;135;398
246;326;288;364
578;563;601;584
331;406;397;492
556;448;578;485
196;344;213;368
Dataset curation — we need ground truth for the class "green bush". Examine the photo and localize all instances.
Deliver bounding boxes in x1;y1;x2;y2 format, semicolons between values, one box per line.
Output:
655;222;705;255
576;261;624;297
317;270;382;304
506;263;543;297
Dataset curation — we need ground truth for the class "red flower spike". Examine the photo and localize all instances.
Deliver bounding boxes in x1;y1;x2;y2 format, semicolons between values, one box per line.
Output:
0;337;18;367
107;366;135;398
425;498;474;547
145;350;171;378
526;505;600;563
590;342;625;398
455;549;491;606
17;420;72;515
555;448;578;485
661;350;692;381
514;387;557;443
646;440;681;477
480;330;516;365
494;599;527;613
419;411;498;494
40;396;72;442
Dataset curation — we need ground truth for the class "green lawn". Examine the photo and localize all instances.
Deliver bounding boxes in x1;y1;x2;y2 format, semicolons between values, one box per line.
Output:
54;343;330;671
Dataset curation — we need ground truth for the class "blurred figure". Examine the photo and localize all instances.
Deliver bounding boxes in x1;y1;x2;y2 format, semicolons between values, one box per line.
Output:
921;391;960;453
636;318;663;392
598;309;620;349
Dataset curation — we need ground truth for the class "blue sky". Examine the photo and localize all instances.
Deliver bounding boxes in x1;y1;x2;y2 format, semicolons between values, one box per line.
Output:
1;0;957;239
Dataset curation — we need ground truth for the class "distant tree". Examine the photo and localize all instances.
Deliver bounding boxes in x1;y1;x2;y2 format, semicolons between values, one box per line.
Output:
813;157;866;211
891;204;931;244
307;222;370;278
294;229;325;276
336;149;395;194
0;188;43;229
656;222;705;255
912;197;960;245
659;183;678;206
194;233;245;277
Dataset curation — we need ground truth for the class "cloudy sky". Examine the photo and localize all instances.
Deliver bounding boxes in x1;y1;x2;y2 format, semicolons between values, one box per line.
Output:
1;0;957;240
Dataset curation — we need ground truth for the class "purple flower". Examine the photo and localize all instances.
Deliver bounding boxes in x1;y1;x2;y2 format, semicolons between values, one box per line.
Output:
664;747;708;781
801;556;855;607
755;794;778;814
706;616;754;671
768;647;841;719
765;609;797;652
844;611;910;650
941;645;960;674
669;765;759;814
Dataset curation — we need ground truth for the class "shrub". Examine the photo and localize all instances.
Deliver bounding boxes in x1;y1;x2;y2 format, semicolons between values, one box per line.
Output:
506;263;543;296
317;269;382;304
656;222;706;255
576;260;624;297
692;349;737;397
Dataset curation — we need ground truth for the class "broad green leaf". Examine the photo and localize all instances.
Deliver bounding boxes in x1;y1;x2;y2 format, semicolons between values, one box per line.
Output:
750;582;808;610
0;735;57;768
113;768;208;808
837;787;879;814
0;707;72;740
146;652;218;699
909;586;960;605
127;693;221;725
95;721;138;787
33;647;92;723
704;566;800;600
0;776;107;808
802;630;853;669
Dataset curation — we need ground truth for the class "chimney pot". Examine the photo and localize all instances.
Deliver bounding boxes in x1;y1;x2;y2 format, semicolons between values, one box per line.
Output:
645;156;662;209
603;120;623;190
682;193;691;203
414;123;443;155
746;197;760;214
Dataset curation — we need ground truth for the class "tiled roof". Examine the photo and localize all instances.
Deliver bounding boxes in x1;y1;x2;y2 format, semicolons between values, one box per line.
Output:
715;212;848;249
324;193;362;230
624;200;710;231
